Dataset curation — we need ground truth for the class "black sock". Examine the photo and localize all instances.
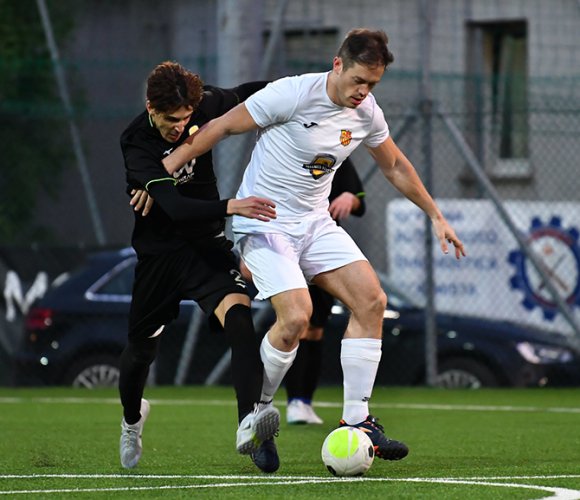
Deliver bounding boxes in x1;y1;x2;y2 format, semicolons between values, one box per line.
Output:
223;304;263;422
119;337;159;424
302;340;322;401
285;339;322;402
285;340;307;401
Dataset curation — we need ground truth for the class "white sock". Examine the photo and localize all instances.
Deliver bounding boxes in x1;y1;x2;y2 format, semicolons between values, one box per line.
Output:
260;332;298;403
341;338;382;424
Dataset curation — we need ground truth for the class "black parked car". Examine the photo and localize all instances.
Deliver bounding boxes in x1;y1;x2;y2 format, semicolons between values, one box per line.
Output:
12;248;580;388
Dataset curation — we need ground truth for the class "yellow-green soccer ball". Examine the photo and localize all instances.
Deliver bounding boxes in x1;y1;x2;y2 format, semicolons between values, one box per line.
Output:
321;426;375;477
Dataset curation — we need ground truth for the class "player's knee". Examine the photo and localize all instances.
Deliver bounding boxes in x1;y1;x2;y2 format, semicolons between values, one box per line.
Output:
372;289;387;316
279;309;311;340
356;288;387;321
378;289;388;311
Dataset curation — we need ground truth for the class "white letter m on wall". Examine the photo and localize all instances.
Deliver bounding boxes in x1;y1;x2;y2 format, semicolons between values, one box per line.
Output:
3;271;49;322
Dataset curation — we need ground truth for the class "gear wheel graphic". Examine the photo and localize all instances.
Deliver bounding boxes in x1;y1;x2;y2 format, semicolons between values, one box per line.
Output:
508;216;580;321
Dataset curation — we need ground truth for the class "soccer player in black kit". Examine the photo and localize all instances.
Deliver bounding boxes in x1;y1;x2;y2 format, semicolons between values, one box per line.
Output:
119;61;279;472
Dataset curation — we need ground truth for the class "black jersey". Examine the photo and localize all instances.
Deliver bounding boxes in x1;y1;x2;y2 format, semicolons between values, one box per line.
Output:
121;82;268;257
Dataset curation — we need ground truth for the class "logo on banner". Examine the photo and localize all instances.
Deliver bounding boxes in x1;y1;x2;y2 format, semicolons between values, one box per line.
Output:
508;216;580;320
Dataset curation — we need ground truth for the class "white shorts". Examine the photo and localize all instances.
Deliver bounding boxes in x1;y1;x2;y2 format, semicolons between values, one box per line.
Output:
234;215;367;300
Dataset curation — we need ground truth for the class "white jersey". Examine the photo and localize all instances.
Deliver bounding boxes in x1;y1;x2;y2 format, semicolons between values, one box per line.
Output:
232;71;389;234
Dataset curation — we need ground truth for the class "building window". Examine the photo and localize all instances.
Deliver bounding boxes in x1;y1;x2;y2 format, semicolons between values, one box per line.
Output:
466;20;529;178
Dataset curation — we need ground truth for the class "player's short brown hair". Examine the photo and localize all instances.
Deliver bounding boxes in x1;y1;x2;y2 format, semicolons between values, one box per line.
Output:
146;61;204;113
337;29;394;70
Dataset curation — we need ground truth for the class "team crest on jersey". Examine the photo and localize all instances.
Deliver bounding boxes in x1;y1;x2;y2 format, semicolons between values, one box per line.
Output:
302;154;336;180
340;129;352;146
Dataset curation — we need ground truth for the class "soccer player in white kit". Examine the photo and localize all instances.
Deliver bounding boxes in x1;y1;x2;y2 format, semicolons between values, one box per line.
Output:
162;28;466;472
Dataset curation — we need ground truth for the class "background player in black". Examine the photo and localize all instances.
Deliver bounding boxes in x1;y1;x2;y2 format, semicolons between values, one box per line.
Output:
284;157;366;425
119;61;279;471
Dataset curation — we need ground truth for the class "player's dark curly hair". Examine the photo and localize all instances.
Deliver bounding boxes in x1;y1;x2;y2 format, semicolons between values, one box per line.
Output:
146;61;204;113
337;29;394;70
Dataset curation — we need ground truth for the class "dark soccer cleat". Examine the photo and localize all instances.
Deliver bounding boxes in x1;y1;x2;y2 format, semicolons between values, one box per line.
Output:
250;437;280;473
340;414;409;461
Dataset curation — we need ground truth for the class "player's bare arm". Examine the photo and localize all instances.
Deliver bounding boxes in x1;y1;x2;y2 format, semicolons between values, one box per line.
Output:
369;137;466;259
162;103;259;175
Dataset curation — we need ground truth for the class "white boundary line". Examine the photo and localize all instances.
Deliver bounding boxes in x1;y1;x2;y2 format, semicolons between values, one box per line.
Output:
2;473;580;480
2;397;580;414
1;474;580;498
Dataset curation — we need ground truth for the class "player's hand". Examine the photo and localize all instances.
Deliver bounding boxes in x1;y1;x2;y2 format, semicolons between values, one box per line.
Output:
431;216;466;259
130;189;154;216
227;196;276;221
328;192;358;221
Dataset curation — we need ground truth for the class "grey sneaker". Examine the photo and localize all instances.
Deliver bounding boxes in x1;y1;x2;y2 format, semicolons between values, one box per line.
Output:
120;399;150;469
236;403;280;455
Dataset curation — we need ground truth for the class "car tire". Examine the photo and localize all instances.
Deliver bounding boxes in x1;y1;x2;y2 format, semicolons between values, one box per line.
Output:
435;358;499;389
64;354;120;389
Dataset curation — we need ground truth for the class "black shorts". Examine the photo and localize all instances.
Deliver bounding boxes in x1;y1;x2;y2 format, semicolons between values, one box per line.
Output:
309;284;335;328
128;239;248;340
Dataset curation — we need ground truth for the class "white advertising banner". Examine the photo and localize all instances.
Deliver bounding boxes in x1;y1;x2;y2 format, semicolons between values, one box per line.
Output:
386;199;580;334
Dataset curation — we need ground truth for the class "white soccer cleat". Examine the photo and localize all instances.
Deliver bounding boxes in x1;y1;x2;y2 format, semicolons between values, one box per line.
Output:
236;403;280;455
287;399;323;425
120;399;150;469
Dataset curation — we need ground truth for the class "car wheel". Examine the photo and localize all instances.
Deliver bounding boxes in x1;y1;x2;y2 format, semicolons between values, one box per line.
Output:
435;358;499;389
65;355;120;389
